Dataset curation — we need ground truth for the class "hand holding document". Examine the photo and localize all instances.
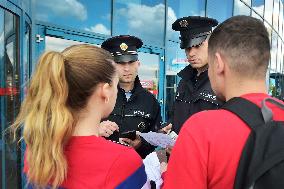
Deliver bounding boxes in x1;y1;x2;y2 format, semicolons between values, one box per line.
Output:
138;131;177;148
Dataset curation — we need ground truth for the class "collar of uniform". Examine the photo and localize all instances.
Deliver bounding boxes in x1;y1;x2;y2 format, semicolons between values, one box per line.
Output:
193;70;210;90
178;65;209;82
118;76;144;97
177;65;197;80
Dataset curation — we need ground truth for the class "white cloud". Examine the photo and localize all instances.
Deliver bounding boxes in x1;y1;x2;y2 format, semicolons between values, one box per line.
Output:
234;0;251;15
6;42;14;66
117;3;166;44
85;24;111;35
102;13;111;21
45;36;86;52
35;0;87;21
167;6;178;39
35;13;50;22
116;3;204;43
0;32;4;57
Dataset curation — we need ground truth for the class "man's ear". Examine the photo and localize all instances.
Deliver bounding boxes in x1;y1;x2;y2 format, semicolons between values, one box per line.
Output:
215;52;225;75
137;60;141;67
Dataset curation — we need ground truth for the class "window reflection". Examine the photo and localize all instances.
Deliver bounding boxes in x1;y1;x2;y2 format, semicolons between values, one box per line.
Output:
270;73;284;100
0;8;21;189
46;36;87;52
277;37;282;73
167;0;206;42
113;0;165;46
273;0;280;31
24;23;31;94
279;1;283;38
252;10;263;20
234;0;251;16
0;9;3;189
252;0;264;17
265;0;273;24
207;0;233;22
34;0;111;35
138;52;159;98
165;40;189;120
271;31;278;72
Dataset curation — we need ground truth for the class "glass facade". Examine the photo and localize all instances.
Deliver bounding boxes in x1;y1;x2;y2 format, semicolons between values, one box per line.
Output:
207;0;233;22
0;0;284;188
113;0;165;46
33;0;112;35
32;0;284;112
0;7;21;189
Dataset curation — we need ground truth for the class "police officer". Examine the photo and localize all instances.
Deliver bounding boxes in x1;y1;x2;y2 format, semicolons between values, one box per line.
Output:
171;16;224;134
100;35;162;158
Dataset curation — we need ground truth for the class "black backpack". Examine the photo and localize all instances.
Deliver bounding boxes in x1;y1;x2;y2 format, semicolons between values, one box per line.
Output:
222;97;284;189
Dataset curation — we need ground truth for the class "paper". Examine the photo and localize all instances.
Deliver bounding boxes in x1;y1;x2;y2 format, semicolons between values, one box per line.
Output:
143;152;163;189
139;132;175;148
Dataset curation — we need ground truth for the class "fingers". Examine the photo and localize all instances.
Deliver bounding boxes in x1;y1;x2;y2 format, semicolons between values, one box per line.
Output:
163;123;172;133
104;128;115;137
159;123;172;134
99;121;119;137
119;138;132;146
165;123;172;130
160;162;168;173
165;145;173;154
101;121;119;131
120;137;142;149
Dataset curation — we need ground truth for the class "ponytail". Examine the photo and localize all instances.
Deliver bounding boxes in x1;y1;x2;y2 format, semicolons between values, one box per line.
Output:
11;44;115;188
11;51;74;188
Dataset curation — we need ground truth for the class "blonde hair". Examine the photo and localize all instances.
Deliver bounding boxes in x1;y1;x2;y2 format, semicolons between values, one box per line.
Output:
11;44;115;188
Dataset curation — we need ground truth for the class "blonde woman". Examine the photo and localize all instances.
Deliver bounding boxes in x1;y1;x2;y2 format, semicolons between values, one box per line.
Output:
11;45;147;189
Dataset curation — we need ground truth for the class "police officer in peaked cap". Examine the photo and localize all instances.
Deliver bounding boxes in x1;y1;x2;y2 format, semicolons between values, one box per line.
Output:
170;16;224;134
99;35;162;159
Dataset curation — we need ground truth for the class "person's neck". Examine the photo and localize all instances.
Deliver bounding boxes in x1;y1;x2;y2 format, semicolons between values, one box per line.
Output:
73;111;101;136
119;82;134;92
196;65;208;76
225;78;267;101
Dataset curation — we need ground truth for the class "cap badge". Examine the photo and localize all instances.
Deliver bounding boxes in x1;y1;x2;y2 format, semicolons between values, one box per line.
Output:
179;20;189;28
120;43;128;51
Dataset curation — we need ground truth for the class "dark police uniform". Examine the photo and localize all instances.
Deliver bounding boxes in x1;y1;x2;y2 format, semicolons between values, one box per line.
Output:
101;35;162;158
171;16;224;134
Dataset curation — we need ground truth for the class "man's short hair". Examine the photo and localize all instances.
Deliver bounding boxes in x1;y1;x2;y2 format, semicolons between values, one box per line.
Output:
208;15;271;79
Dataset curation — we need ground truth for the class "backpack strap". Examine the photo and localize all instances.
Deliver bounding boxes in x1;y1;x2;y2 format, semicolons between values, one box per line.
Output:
261;98;284;122
222;97;264;189
222;97;265;130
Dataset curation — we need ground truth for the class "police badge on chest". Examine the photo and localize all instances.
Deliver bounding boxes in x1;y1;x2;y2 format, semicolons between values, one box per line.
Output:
138;121;146;131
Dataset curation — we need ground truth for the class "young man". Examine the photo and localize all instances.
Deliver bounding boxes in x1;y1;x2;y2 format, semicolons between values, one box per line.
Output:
171;16;223;134
163;16;284;189
100;35;162;158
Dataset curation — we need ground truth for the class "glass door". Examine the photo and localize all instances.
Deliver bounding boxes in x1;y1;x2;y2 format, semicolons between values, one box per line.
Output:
34;22;166;118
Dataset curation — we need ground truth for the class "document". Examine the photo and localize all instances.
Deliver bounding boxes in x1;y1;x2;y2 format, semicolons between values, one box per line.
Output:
138;132;176;148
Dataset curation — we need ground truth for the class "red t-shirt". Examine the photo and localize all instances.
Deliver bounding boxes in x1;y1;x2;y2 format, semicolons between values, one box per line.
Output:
24;136;146;189
163;93;284;189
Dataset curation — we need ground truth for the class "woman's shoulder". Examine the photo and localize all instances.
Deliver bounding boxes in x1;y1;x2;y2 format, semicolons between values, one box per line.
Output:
105;143;146;188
